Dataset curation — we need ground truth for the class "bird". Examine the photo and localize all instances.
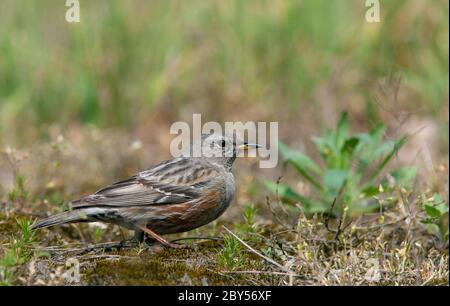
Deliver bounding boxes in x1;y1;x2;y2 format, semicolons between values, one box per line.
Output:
31;133;260;248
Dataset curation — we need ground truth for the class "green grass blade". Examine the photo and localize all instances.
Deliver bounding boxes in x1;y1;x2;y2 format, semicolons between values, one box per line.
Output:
369;136;408;182
335;112;349;150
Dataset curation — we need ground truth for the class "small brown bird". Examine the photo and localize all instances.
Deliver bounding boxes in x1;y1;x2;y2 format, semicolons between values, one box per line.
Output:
32;134;259;248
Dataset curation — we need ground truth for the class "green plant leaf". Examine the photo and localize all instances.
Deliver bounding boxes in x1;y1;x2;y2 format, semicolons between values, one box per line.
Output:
340;136;360;168
264;181;323;212
368;124;385;144
313;129;337;167
355;124;385;170
369;136;407;181
432;193;448;214
336;112;349;150
422;193;448;219
279;142;323;190
361;185;379;197
341;136;359;156
426;223;441;237
433;193;444;203
269;114;410;217
323;169;347;196
279;142;322;174
264;181;301;202
390;167;417;187
372;139;395;159
420;218;438;225
424;204;443;218
424;205;442;218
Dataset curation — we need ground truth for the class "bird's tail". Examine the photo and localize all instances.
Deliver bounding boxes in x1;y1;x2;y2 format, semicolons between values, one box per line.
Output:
31;210;91;230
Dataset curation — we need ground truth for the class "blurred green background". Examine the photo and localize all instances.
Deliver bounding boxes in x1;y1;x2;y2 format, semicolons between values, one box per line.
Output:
0;0;448;157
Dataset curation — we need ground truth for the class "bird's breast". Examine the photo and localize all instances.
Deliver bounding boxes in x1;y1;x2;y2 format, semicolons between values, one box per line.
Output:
124;172;236;235
221;172;235;209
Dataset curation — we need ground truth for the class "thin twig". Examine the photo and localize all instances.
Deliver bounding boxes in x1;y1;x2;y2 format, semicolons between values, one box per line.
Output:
220;270;305;278
223;226;291;273
353;216;408;230
33;240;138;254
171;236;223;243
265;195;291;229
79;254;136;261
275;176;289;216
333;216;344;241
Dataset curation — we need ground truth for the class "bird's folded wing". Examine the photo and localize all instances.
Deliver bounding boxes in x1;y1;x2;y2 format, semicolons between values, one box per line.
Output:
71;158;219;208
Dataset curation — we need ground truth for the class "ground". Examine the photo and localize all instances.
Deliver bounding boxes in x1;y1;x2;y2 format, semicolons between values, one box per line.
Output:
1;191;448;285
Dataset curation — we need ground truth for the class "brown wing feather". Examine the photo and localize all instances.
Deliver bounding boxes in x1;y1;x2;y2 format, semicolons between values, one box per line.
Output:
71;158;219;209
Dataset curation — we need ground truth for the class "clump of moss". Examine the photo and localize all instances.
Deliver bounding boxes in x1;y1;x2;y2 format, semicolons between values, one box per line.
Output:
84;246;230;285
82;242;278;286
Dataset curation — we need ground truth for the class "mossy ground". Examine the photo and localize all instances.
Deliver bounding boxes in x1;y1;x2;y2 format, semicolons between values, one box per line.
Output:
82;245;274;286
0;213;282;286
2;204;448;286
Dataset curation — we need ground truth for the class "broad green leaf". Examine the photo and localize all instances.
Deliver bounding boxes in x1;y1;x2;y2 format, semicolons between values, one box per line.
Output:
361;185;379;197
432;193;449;215
340;136;360;168
271;117;413;216
323;169;347;196
303;203;329;214
355;124;384;161
279;142;321;174
371;140;395;160
368;124;385;145
424;204;443;218
264;181;303;203
426;223;441;237
420;218;438;225
279;142;323;190
422;194;447;220
354;126;384;172
313;129;338;166
341;137;359;156
369;136;407;181
390;167;417;187
336;112;349;150
264;181;322;212
433;192;445;205
354;132;372;145
433;193;444;204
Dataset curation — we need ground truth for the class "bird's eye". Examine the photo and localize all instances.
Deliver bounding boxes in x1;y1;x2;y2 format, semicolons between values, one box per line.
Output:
220;140;226;148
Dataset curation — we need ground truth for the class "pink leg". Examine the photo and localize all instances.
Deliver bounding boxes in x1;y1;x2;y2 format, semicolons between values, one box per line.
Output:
136;225;185;249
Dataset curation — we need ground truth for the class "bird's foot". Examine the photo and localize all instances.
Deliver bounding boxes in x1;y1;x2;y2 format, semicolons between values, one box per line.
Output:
141;237;188;249
137;225;187;249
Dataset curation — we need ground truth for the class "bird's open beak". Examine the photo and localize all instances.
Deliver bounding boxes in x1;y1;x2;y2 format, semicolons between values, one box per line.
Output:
238;143;261;151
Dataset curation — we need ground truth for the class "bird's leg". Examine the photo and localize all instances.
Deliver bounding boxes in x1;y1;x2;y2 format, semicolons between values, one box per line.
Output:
133;229;160;248
136;225;186;249
133;229;145;243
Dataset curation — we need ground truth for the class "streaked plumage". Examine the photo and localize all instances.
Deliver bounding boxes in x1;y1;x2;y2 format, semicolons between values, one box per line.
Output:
32;134;258;247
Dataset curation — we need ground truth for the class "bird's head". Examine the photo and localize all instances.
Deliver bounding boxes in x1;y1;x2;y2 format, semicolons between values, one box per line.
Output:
192;133;260;169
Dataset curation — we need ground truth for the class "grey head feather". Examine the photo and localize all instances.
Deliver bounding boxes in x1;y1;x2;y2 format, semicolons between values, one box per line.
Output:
182;133;244;171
